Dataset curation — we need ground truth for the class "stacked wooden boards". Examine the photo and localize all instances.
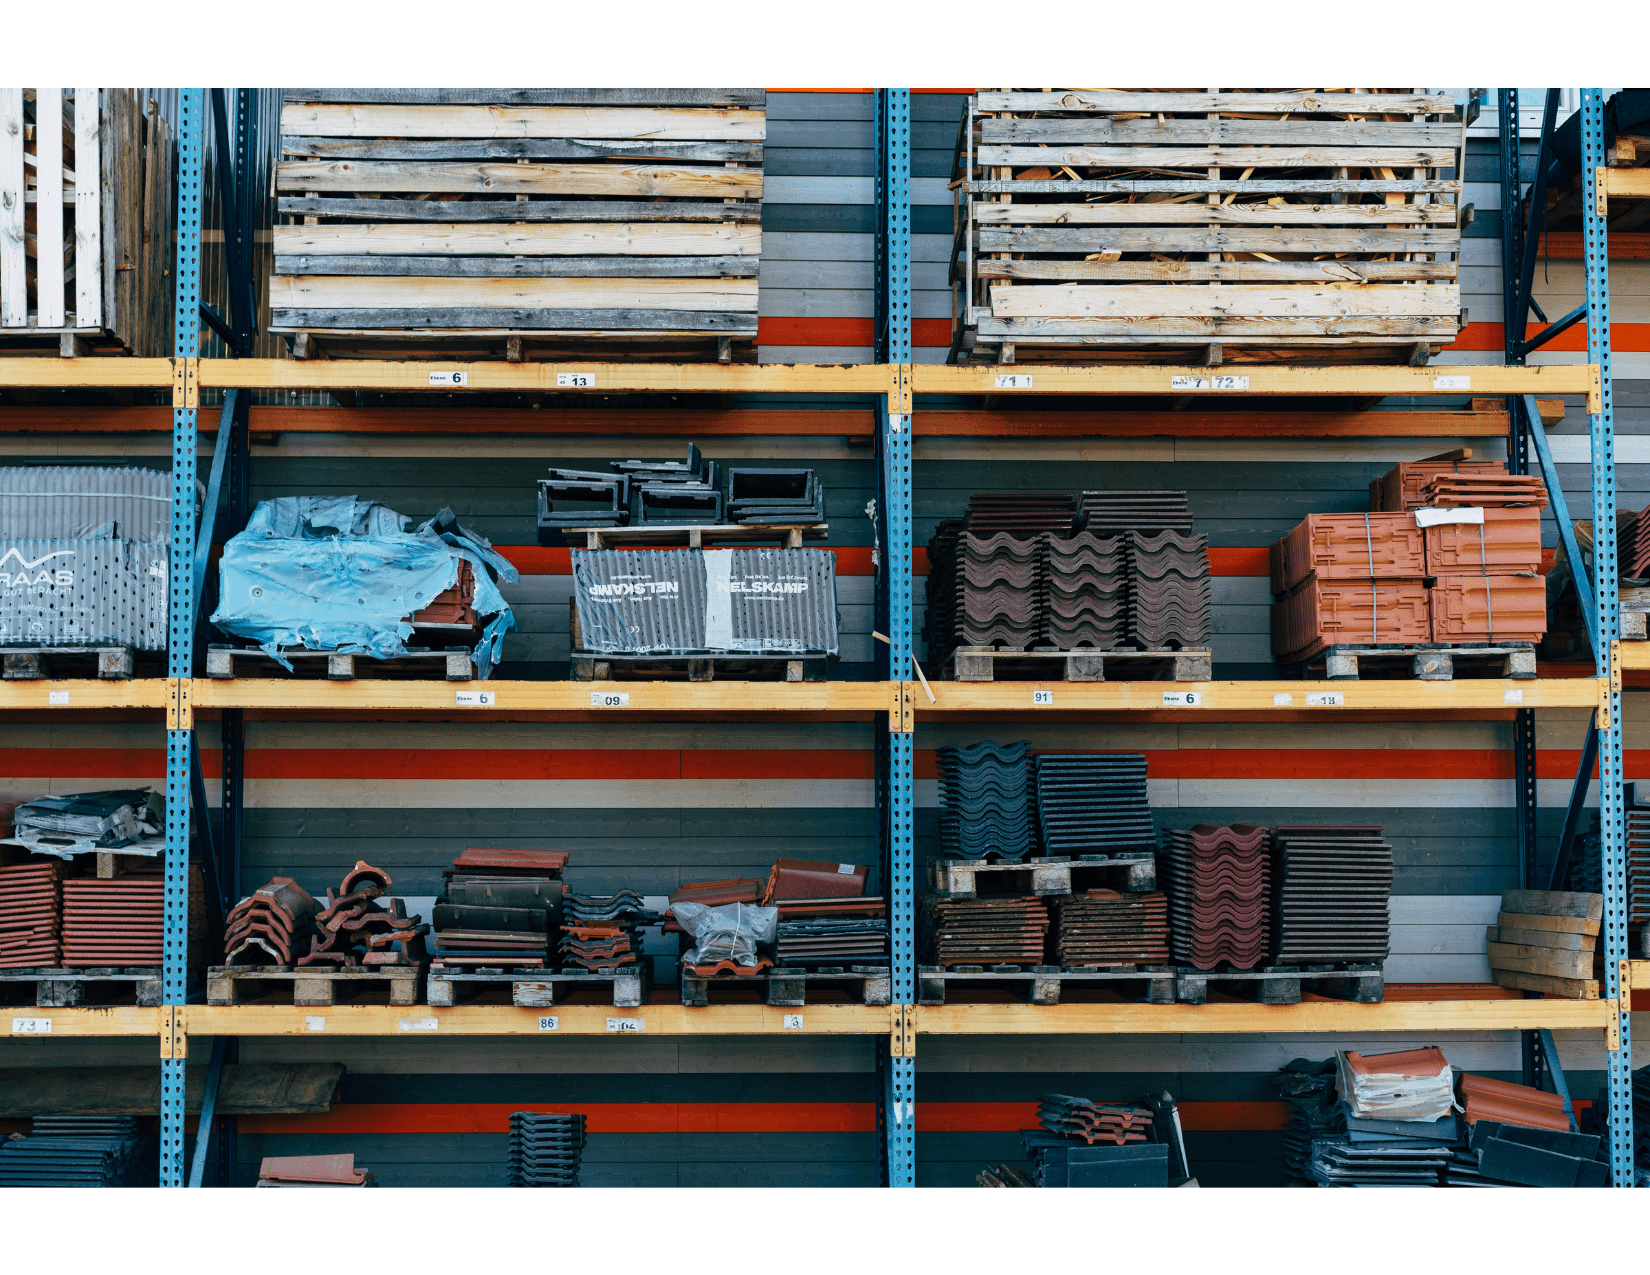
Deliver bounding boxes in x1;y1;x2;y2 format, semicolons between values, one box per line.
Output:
270;89;764;361
1486;888;1602;999
950;89;1468;366
0;89;176;356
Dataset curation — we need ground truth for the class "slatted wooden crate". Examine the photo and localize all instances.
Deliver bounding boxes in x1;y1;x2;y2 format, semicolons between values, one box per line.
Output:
270;88;764;362
0;88;175;356
950;89;1469;366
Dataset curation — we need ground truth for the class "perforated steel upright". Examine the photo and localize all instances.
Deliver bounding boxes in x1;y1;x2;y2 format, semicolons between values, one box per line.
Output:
160;87;205;1188
873;86;916;1188
1580;87;1634;1186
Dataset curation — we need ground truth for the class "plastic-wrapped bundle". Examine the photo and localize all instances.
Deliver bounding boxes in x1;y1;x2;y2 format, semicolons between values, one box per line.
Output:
673;900;777;970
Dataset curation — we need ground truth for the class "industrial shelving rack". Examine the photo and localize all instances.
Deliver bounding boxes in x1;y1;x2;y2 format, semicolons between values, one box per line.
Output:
0;88;1633;1189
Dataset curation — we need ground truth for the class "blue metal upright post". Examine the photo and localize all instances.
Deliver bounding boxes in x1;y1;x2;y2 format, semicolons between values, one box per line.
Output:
1580;86;1633;1187
161;87;205;1189
874;86;915;1188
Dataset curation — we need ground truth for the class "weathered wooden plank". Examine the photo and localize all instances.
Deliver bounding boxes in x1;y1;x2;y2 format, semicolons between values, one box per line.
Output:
274;254;758;277
989;283;1461;320
74;88;101;328
967;179;1462;195
1486;924;1595;952
1500;888;1603;920
271;307;758;332
973;202;1456;226
281;136;764;163
283;89;767;109
281;104;766;141
1486;941;1594;980
276;196;762;223
978;259;1457;283
1496;910;1602;937
35;88;64;329
979;118;1463;146
273;222;761;257
1490;969;1598;1000
973;314;1458;338
275;161;763;199
0;88;24;327
976;227;1459;254
975;91;1456;114
978;145;1456;169
268;274;758;311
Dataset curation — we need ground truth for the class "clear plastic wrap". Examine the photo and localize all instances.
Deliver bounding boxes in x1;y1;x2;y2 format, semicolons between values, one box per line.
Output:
672;900;777;968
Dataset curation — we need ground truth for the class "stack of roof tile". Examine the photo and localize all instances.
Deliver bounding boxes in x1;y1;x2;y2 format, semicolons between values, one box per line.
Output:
1021;1093;1171;1187
299;861;429;968
429;849;567;969
1428;574;1547;643
1276;1058;1343;1181
1422;472;1549;508
1631;806;1650;927
559;892;660;971
1623;507;1650;578
1371;458;1508;512
1051;890;1170;968
224;877;320;965
1270;510;1430;661
922;895;1049;967
1459;1073;1571;1133
0;859;68;968
1448;1120;1608;1187
507;1112;586;1187
60;864;204;968
1422;507;1542;575
1270;512;1426;594
1128;531;1211;648
1272;826;1392;966
1043;532;1127;650
1299;1049;1463;1187
257;1153;375;1187
959;532;1044;649
776;912;888;965
1033;752;1154;857
726;467;825;526
1037;1094;1156;1145
1079;491;1193;535
0;1116;151;1187
936;741;1035;861
618;445;723;525
1160;825;1270;971
965;492;1075;536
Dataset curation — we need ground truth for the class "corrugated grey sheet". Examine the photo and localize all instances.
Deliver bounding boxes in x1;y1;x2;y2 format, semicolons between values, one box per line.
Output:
0;539;168;648
0;466;172;541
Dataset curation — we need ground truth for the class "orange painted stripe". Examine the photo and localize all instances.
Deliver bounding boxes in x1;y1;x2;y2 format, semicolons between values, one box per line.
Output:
1453;321;1650;353
1209;547;1269;576
912;749;1621;781
496;546;878;576
241;1102;875;1135
757;317;951;348
1538;232;1650;259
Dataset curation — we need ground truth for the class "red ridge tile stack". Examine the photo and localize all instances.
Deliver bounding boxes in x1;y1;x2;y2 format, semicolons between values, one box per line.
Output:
1370;458;1507;512
1160;825;1271;970
1459;1074;1571;1132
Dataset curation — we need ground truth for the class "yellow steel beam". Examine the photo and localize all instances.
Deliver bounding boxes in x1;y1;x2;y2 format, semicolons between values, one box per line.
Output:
0;357;177;389
195;359;896;395
4;1007;164;1037
0;679;170;711
1616;641;1650;671
1603;168;1650;200
918;677;1603;715
184;1001;896;1037
909;996;1615;1035
189;678;895;714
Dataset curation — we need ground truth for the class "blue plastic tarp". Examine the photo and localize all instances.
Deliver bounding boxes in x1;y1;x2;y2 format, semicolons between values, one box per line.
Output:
210;496;518;677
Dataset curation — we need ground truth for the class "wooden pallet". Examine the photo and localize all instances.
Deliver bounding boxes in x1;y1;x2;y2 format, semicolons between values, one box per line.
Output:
929;854;1157;897
942;646;1211;682
1173;964;1385;1005
571;652;828;683
916;964;1177;1006
207;964;424;1007
426;962;651;1008
205;644;477;680
1282;642;1537;681
565;523;826;550
0;89;176;358
950;88;1465;366
269;89;763;359
0;966;162;1008
1;645;159;680
746;966;891;1007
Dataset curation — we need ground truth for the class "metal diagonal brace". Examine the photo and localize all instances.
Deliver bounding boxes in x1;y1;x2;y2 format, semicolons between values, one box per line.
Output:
187;1035;228;1187
1535;1028;1579;1133
1522;395;1596;641
193;388;239;632
1549;720;1599;891
1518;302;1588;357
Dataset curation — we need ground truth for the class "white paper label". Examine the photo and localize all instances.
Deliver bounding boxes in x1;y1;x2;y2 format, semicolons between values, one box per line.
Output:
994;374;1033;389
1162;691;1203;707
11;1017;50;1034
48;691;68;705
1170;375;1249;390
1032;689;1054;706
590;691;630;707
1433;375;1471;389
428;370;467;386
783;1014;805;1030
837;863;855;874
1415;505;1484;528
607;1016;645;1033
1504;689;1525;705
1272;692;1294;706
557;372;596;388
455;691;496;707
398;1017;439;1032
1305;691;1345;707
538;1016;559;1032
304;1016;326;1032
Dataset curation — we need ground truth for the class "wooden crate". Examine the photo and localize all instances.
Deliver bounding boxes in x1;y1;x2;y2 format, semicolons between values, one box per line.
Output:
0;89;175;356
270;89;764;362
950;89;1468;366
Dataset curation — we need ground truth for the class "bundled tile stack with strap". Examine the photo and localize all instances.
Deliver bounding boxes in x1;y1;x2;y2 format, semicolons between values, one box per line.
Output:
936;740;1036;862
1270;509;1429;661
1159;824;1271;970
764;859;886;966
428;848;565;970
296;861;429;967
